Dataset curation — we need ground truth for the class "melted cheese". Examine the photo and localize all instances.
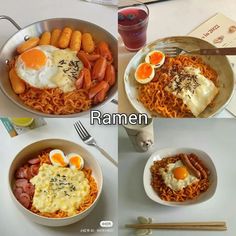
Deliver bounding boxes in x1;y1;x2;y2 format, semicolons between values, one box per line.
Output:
166;67;219;117
30;164;90;216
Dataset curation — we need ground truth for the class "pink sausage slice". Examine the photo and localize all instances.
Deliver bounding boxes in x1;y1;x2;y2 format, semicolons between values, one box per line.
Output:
15;179;28;188
28;158;40;165
30;164;39;177
15;167;26;179
19;193;31;208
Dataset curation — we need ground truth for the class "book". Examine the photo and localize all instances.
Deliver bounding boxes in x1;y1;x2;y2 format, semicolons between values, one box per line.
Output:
188;13;236;116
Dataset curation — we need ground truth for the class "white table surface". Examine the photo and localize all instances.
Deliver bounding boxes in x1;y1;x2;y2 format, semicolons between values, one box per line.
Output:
0;0;117;117
119;118;236;236
118;0;236;118
0;118;118;236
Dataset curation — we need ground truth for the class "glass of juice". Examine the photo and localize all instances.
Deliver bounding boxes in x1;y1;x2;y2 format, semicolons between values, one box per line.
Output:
118;0;149;52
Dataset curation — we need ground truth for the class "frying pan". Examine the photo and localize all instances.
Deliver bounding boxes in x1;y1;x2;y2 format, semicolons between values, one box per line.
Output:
0;15;117;117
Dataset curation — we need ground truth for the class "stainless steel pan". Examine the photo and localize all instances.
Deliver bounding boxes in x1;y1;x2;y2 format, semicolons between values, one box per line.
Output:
0;16;117;117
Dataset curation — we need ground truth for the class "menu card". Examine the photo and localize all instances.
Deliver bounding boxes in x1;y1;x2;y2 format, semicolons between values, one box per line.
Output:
0;118;47;138
188;13;236;116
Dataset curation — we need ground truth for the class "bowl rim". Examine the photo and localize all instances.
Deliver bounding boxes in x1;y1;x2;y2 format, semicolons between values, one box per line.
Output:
0;17;118;117
143;147;218;206
124;35;235;118
8;138;103;220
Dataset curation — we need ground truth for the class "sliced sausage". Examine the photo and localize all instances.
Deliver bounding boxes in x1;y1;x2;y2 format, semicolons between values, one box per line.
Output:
13;187;23;200
23;183;35;197
15;167;26;179
93;84;110;104
83;68;92;90
89;81;109;99
96;41;113;62
77;51;91;70
28;158;40;165
104;64;116;86
29;164;39;177
19;193;31;208
181;154;201;178
86;54;100;61
75;70;84;90
15;179;28;190
92;57;107;81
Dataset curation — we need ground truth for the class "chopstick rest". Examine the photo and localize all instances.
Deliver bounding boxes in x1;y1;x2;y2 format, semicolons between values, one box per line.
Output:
126;216;227;235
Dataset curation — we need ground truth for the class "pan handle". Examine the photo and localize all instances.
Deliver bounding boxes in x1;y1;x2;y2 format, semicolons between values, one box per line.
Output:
0;15;21;30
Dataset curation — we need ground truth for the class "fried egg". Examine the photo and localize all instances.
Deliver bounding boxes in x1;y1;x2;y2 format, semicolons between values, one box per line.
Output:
49;149;69;167
67;153;84;170
145;50;165;68
135;62;155;84
15;45;83;93
160;160;199;191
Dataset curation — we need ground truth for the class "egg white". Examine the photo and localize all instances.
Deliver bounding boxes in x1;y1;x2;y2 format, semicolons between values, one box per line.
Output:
160;160;199;191
67;153;84;170
49;149;69;167
135;63;155;84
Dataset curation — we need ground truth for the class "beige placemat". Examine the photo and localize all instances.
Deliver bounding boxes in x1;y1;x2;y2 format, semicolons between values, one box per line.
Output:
188;12;236;117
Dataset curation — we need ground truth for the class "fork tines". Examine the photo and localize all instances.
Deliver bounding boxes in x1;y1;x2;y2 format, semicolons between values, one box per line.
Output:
74;121;91;140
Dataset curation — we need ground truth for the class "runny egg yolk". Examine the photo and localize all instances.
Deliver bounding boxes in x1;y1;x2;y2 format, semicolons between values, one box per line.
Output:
172;167;189;180
136;63;153;80
20;49;47;70
70;156;82;169
149;52;164;65
51;153;67;167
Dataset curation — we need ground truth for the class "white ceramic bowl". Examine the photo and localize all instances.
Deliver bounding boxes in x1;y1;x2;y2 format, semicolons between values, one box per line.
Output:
143;147;217;206
8;139;103;226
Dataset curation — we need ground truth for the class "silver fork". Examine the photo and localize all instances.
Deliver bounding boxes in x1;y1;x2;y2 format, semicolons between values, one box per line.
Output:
74;121;118;167
160;46;236;57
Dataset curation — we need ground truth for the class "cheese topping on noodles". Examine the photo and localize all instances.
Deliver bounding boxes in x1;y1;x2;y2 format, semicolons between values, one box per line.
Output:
166;67;219;117
30;164;90;216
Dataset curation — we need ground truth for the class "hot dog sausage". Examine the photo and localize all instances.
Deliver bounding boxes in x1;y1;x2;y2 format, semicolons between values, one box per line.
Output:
58;27;73;49
189;155;208;179
50;29;61;47
181;154;201;178
75;69;84;90
86;54;100;61
97;41;113;62
39;32;51;45
9;68;26;94
92;57;107;81
70;30;82;51
17;37;40;54
77;51;91;70
104;64;116;86
82;68;92;90
89;81;109;99
93;83;110;104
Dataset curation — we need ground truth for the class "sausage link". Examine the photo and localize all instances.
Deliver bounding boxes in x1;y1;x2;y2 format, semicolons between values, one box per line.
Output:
104;64;116;86
77;51;91;70
97;41;113;62
17;37;40;54
50;29;61;47
75;70;84;90
82;68;92;90
39;32;51;45
92;57;107;81
89;81;109;99
181;154;201;178
86;54;100;61
93;83;110;104
9;68;26;94
58;27;73;49
189;155;209;179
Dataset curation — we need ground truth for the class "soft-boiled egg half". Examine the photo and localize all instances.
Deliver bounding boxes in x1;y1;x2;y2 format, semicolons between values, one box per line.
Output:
67;153;84;170
160;160;199;191
135;62;155;84
15;45;83;93
145;50;165;68
49;149;69;167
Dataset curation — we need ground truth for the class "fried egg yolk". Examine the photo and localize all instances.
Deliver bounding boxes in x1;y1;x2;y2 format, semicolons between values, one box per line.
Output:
20;49;47;70
172;166;189;180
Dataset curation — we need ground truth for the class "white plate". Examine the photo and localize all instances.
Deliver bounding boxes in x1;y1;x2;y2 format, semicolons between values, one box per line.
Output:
124;36;234;117
143;147;217;206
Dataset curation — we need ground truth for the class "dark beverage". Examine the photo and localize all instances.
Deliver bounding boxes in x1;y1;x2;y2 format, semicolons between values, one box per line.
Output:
118;4;149;52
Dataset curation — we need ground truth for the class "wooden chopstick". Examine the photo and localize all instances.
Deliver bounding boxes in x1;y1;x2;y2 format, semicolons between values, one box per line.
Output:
125;222;227;231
